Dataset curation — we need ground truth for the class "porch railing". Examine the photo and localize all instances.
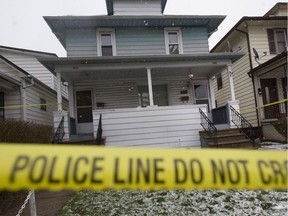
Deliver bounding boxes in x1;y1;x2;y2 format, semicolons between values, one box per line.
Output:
230;105;256;146
51;116;65;144
96;114;103;145
199;108;218;146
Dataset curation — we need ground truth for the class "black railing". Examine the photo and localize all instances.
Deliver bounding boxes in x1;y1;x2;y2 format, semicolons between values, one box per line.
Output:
230;106;256;146
96;114;103;145
199;108;218;146
51;116;65;144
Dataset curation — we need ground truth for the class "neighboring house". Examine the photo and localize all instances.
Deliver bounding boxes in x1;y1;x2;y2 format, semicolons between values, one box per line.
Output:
211;2;287;142
40;0;245;147
0;48;68;126
0;46;68;99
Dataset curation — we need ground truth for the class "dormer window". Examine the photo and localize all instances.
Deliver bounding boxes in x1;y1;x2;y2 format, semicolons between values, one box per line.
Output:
97;29;116;56
267;29;287;54
164;28;183;55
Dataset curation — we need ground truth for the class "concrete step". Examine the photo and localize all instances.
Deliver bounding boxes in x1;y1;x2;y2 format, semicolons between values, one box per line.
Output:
199;128;255;148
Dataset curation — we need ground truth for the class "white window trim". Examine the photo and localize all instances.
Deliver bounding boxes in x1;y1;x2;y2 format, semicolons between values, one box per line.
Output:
96;28;117;56
164;27;183;55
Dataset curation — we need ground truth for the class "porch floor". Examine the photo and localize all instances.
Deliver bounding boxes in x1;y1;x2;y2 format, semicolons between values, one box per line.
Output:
65;134;95;144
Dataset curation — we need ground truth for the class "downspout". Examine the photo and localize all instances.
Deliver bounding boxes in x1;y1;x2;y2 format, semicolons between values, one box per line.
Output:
21;76;35;121
236;27;261;128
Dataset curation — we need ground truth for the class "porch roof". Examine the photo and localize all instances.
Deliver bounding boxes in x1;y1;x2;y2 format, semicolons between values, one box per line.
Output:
40;52;244;74
43;15;225;48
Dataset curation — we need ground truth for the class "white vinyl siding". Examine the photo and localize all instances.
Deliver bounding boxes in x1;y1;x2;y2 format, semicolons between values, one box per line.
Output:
0;50;68;99
93;105;206;148
113;0;162;15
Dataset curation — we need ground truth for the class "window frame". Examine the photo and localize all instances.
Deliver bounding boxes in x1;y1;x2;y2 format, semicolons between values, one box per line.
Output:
164;27;183;55
267;28;287;54
97;28;117;56
216;74;223;90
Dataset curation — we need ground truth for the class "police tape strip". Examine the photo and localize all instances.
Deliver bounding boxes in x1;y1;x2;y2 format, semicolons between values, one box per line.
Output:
0;103;48;109
256;98;288;109
0;144;287;191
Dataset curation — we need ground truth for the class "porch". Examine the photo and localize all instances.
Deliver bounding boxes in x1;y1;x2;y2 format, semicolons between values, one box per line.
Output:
41;53;245;147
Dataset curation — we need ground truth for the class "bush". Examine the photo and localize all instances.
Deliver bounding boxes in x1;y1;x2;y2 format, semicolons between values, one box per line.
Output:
0;119;54;143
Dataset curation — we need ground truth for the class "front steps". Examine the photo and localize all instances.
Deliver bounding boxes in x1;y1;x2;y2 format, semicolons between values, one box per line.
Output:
199;128;255;148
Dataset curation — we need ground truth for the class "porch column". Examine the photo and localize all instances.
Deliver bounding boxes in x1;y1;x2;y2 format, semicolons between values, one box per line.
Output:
68;82;75;118
227;64;236;101
146;67;154;106
209;77;216;109
56;72;63;111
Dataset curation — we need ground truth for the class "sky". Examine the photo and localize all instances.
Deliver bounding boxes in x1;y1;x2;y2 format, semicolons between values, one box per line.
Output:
0;0;287;57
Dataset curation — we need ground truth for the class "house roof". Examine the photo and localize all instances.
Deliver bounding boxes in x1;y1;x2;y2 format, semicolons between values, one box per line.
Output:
44;15;225;49
0;55;60;96
264;2;288;17
210;16;287;52
106;0;168;15
248;52;287;75
0;45;58;57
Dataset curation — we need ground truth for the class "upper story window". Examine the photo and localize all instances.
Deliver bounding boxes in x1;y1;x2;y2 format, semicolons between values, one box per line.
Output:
267;29;287;54
97;29;116;56
164;28;183;55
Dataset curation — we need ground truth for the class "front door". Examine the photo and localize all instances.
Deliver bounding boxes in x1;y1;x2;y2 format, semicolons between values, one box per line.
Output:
193;84;210;110
76;90;93;134
260;78;280;119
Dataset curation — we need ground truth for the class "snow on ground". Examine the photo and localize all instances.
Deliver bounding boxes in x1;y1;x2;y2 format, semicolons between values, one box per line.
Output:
58;189;288;216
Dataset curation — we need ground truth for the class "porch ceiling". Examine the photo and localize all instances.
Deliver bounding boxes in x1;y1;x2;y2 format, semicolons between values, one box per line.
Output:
39;53;244;81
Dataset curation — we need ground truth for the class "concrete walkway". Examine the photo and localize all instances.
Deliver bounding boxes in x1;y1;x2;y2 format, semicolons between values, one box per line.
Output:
0;190;74;216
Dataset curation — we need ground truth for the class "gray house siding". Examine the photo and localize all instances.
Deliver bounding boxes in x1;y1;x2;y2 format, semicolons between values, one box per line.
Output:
113;0;162;16
182;27;209;54
66;27;210;57
116;28;166;56
66;29;98;57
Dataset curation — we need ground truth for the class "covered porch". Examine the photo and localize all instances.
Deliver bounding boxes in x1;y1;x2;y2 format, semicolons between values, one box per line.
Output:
40;53;244;147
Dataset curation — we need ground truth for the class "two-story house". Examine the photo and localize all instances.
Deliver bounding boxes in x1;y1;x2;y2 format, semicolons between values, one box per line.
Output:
211;2;287;142
40;0;246;147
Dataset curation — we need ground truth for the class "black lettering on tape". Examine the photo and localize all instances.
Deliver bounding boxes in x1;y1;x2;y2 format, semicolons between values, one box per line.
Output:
258;160;271;184
174;159;187;184
48;156;60;183
136;159;150;184
270;160;286;184
128;158;133;183
211;160;225;184
73;157;88;184
190;159;203;184
29;156;47;183
91;157;104;184
154;158;165;184
64;157;72;183
238;160;249;184
227;160;240;184
10;155;29;183
114;158;125;184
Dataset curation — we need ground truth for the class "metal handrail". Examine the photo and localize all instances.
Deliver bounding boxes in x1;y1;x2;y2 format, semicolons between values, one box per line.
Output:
199;108;218;146
96;114;103;145
51;116;65;144
230;106;256;146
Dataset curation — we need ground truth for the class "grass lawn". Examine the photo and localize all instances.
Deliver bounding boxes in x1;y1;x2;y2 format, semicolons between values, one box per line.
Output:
58;189;287;215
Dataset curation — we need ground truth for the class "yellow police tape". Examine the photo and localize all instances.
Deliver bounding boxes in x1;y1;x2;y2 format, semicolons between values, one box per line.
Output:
0;144;287;191
256;98;288;109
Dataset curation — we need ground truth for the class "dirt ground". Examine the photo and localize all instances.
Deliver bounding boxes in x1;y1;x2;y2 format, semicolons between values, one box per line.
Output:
0;190;74;216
